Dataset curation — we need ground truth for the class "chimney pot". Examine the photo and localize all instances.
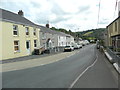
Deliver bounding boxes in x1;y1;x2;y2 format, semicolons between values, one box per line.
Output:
18;10;24;16
46;24;49;28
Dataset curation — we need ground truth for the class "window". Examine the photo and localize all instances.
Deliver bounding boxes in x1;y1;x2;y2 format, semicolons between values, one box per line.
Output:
34;40;37;48
115;22;117;32
52;42;54;47
13;25;18;36
14;41;20;52
62;42;64;46
52;34;54;39
33;28;36;36
110;25;113;33
42;33;46;39
59;36;60;40
26;27;29;35
117;36;120;39
59;43;61;46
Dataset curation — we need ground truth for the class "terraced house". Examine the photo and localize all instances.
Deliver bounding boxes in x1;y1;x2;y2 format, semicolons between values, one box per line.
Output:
39;25;74;52
0;9;40;60
107;16;120;52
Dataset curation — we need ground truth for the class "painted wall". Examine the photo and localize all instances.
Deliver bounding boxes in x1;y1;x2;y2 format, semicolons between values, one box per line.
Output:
1;21;40;60
40;31;61;48
58;35;66;47
107;17;120;46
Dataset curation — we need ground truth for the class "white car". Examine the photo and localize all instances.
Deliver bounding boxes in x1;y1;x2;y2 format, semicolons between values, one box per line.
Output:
64;45;74;52
72;43;80;49
77;44;82;48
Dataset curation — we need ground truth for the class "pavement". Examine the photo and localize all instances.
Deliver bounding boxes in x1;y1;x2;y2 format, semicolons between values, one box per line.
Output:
1;51;63;64
2;48;80;72
2;44;119;88
72;49;118;88
104;49;120;74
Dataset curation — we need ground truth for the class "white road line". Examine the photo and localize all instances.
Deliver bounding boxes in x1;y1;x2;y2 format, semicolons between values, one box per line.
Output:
68;54;98;89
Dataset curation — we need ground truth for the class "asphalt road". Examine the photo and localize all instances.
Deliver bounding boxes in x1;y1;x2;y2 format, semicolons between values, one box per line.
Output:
2;44;118;88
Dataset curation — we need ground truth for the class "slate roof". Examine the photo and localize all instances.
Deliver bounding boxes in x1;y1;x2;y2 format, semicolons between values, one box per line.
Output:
0;8;73;37
38;25;72;37
0;8;36;26
107;16;120;27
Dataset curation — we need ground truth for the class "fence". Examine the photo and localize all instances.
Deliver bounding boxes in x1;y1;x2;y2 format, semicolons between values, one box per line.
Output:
44;47;65;54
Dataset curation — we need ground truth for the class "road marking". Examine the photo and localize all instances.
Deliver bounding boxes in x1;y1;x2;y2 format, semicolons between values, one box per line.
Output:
68;53;98;89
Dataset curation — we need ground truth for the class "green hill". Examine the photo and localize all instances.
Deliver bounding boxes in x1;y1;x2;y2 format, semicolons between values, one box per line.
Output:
83;31;93;36
50;26;106;41
76;28;106;40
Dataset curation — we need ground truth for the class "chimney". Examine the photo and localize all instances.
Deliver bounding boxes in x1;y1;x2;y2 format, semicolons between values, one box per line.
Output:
18;10;24;16
46;24;49;28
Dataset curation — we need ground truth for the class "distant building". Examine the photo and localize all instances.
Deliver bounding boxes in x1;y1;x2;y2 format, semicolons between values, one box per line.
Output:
0;8;40;60
38;25;74;50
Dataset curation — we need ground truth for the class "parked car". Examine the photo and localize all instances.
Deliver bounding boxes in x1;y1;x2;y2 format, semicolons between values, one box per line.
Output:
79;41;84;46
73;43;79;49
64;45;74;52
82;40;89;46
77;44;82;48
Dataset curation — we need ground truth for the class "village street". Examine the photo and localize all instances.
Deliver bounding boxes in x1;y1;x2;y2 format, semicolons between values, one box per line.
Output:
2;44;118;88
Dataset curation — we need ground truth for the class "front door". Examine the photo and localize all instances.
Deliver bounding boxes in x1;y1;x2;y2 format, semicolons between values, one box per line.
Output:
26;40;31;55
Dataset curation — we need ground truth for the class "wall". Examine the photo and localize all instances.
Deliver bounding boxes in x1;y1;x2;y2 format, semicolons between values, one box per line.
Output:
107;17;120;47
58;35;66;47
2;21;40;60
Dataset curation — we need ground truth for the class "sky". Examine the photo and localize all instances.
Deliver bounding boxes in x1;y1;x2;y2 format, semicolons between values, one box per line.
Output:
0;0;119;32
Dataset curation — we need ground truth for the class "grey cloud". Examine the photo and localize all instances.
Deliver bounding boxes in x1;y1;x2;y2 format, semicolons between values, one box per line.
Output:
63;24;81;30
51;2;70;15
77;5;90;14
35;13;71;24
35;13;49;24
99;19;109;24
30;1;41;8
1;2;31;17
51;16;71;24
34;1;72;24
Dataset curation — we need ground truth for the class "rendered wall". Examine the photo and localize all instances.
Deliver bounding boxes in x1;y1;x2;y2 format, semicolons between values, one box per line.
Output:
2;21;40;60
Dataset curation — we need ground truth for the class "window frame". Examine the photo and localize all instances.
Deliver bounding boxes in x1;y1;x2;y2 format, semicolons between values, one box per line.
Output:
115;22;117;32
34;40;37;48
33;28;36;36
25;27;29;36
14;40;20;52
42;32;46;39
13;25;18;36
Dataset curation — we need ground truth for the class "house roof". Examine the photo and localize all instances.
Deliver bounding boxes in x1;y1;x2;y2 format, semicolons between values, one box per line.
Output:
107;16;120;28
37;25;72;37
0;8;73;37
0;8;36;26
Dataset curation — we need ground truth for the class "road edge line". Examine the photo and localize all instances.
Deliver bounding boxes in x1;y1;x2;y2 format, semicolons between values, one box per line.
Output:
68;53;98;89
